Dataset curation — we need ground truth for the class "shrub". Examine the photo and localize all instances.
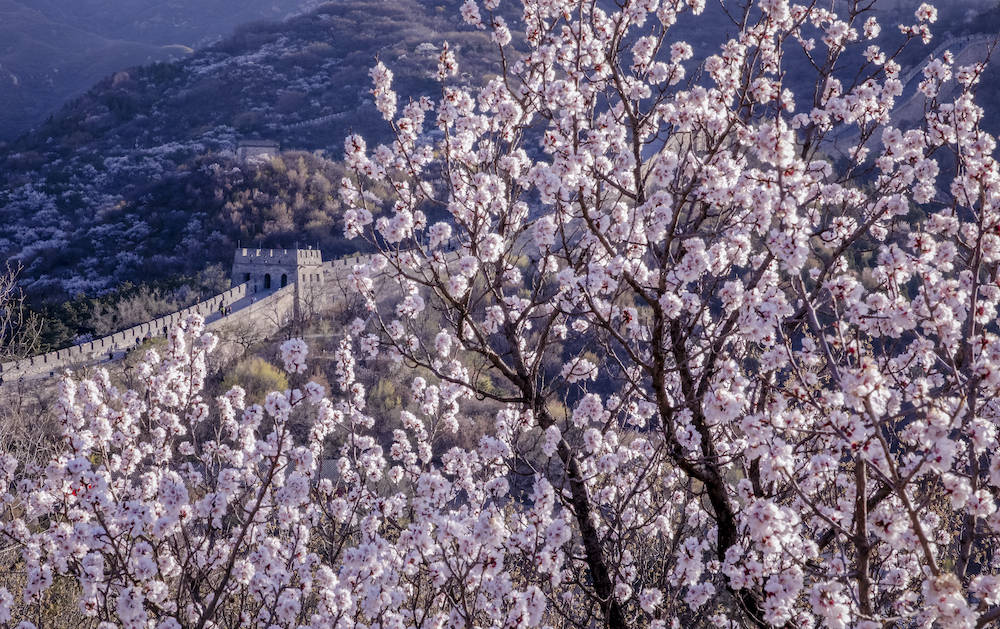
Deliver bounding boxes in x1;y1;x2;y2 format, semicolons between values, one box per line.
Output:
221;356;289;402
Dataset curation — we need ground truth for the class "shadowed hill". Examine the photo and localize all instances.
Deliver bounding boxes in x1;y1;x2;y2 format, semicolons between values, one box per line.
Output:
0;0;317;140
0;0;501;303
6;0;996;307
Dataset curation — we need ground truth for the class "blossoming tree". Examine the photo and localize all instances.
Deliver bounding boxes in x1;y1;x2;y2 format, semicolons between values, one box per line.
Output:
4;0;1000;627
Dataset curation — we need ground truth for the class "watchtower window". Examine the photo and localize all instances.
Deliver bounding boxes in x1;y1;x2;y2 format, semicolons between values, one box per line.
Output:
244;273;250;282
281;273;288;287
264;273;272;289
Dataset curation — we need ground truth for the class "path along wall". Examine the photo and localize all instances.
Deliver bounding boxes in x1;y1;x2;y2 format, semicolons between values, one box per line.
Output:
0;250;388;382
206;283;296;342
1;283;248;381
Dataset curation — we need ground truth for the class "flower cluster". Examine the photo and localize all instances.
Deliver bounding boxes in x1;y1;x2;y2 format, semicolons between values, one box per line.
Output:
11;0;1000;626
332;0;1000;624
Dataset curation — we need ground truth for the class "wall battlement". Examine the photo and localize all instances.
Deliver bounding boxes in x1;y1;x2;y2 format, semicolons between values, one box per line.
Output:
0;248;380;383
231;248;324;296
232;248;323;267
1;282;249;381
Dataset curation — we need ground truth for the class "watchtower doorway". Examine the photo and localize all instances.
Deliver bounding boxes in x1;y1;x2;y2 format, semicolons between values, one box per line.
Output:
264;273;272;289
281;273;288;287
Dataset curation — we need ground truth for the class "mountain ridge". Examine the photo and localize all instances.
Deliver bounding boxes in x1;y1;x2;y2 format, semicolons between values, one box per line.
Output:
0;0;498;303
4;0;1000;306
0;0;320;140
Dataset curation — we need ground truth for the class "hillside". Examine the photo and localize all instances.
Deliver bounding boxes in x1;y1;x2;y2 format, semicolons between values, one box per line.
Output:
0;0;319;140
2;0;998;307
0;0;501;302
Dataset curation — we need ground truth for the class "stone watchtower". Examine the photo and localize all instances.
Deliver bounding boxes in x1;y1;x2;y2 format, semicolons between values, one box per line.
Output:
231;248;325;317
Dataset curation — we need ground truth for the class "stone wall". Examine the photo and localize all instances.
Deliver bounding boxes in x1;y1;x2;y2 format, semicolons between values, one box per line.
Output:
207;283;297;340
231;248;324;292
897;34;991;89
0;250;393;382
0;283;248;381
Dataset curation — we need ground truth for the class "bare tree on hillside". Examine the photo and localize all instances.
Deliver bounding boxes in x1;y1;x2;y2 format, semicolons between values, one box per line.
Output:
0;263;41;364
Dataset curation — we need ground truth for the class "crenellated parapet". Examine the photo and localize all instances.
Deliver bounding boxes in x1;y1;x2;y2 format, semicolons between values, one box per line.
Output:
0;247;418;383
0;282;249;381
0;249;385;383
231;248;324;293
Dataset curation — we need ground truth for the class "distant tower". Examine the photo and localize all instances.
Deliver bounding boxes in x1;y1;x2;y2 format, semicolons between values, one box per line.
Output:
231;247;324;318
236;139;280;163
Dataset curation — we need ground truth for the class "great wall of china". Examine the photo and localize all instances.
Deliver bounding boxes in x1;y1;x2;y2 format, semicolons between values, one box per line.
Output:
896;34;993;90
0;249;375;382
19;34;988;383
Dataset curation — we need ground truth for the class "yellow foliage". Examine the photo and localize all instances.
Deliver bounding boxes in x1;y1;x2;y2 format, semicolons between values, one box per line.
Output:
221;357;289;403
